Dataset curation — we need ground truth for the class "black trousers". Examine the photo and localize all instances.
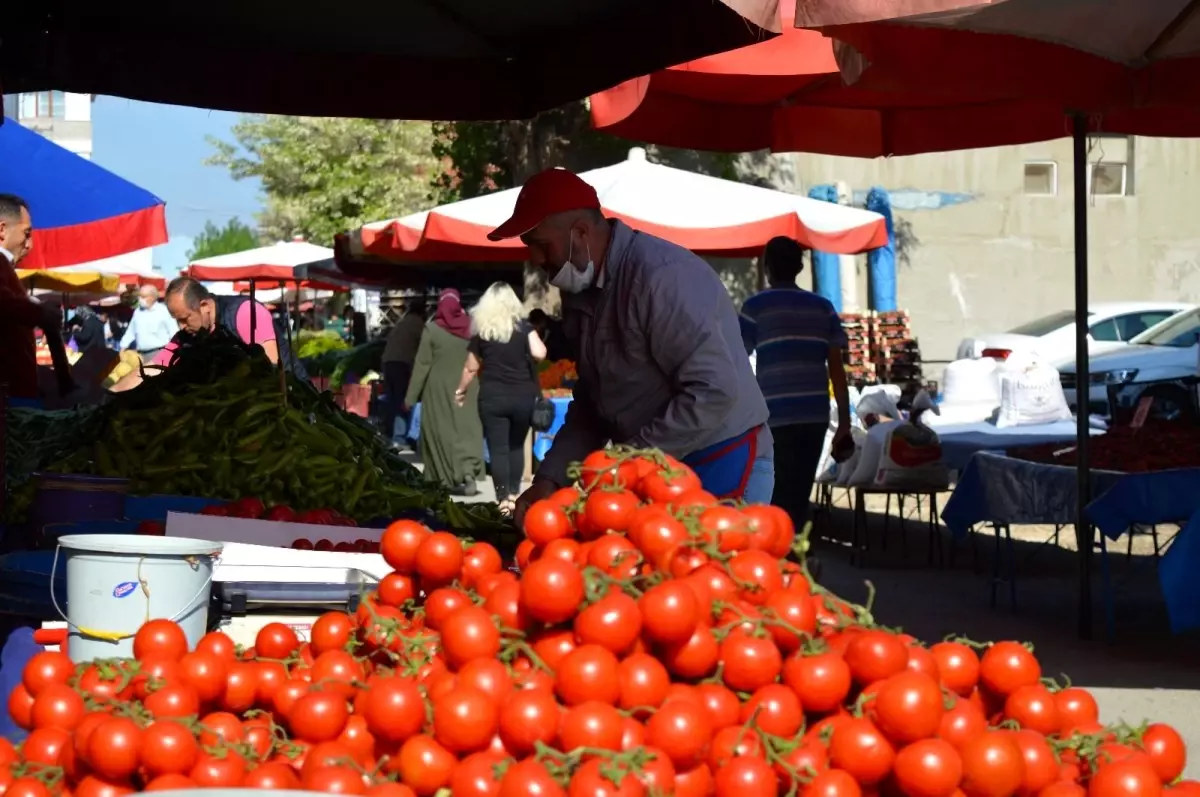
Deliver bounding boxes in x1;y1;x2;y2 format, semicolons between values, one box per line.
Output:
479;390;534;499
381;361;412;442
771;422;829;529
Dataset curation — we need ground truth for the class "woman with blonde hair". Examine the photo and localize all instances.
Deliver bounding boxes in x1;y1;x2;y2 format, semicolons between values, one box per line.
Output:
455;282;547;513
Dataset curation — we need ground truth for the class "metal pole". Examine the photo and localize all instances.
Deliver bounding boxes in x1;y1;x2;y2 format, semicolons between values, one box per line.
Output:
1072;113;1093;640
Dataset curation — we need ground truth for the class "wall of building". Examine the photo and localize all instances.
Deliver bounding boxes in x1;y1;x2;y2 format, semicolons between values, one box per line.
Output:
790;136;1200;371
11;91;93;159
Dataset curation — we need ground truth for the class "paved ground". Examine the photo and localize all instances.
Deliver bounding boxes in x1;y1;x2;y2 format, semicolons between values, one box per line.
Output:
410;452;1200;776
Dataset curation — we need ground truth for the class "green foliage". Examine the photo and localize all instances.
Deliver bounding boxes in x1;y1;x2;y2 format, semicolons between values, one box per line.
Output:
186;218;260;261
207;116;437;245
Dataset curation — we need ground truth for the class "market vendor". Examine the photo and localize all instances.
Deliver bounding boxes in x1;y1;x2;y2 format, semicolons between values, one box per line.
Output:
0;194;74;401
110;277;307;391
501;169;771;524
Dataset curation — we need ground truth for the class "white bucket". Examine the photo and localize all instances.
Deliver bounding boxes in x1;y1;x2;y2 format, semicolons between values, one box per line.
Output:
52;534;223;662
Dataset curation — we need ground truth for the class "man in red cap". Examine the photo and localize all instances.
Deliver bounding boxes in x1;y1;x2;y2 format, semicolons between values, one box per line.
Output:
495;168;772;525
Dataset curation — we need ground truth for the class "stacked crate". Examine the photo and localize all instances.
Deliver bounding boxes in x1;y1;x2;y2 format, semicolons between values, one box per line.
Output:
839;312;877;385
838;310;926;393
870;310;925;395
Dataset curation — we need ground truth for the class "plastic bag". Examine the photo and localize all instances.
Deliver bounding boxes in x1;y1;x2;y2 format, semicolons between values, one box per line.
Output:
994;360;1072;428
873;391;951;490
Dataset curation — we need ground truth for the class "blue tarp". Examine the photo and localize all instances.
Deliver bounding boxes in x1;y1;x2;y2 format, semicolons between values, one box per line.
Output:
865;187;897;312
807;185;842;310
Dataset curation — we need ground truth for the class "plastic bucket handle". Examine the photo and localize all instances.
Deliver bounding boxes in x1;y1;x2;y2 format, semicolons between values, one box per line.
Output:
49;544;221;643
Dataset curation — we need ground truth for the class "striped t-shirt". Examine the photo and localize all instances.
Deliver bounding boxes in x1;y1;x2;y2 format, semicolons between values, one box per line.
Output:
739;287;847;427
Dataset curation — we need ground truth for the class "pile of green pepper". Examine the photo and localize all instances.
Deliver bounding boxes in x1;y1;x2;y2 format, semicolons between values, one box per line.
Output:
23;330;506;529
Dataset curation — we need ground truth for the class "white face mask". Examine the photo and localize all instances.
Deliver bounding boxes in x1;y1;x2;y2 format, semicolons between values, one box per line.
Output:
550;235;595;294
138;298;149;310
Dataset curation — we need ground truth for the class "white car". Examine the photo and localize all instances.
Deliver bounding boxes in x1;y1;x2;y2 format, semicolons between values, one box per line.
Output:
956;302;1192;365
1060;307;1200;417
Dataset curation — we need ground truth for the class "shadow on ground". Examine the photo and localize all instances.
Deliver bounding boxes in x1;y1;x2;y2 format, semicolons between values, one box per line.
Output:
812;502;1200;692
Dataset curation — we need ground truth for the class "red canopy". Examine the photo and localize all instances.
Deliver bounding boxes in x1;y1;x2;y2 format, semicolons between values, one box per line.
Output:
592;0;1200;157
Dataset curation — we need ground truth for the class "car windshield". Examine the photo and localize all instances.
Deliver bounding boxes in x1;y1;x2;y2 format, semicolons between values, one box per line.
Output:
1006;310;1090;337
1139;310;1200;347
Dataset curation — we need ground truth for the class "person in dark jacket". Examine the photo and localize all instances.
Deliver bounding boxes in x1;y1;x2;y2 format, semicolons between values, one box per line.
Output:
67;306;109;353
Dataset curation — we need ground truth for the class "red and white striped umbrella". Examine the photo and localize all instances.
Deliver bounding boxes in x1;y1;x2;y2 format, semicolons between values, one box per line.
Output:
351;148;888;262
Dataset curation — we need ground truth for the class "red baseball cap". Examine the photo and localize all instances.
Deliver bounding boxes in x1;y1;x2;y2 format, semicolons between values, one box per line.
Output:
487;168;601;241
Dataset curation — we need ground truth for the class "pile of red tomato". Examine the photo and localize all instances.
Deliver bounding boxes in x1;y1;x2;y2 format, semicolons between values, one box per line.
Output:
3;447;1193;797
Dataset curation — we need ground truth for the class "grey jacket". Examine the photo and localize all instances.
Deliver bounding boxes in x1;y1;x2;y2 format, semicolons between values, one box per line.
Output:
538;220;769;485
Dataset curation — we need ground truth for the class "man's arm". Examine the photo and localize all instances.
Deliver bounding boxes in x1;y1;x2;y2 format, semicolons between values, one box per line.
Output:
119;315;136;350
629;265;738;456
0;287;50;329
826;304;852;432
739;298;758;355
535;380;608;487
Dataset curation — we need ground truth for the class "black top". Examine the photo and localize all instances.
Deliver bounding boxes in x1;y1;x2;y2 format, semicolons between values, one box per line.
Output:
469;320;538;397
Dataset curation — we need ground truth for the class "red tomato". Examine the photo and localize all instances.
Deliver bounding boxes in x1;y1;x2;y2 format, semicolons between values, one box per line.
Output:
872;672;945;744
1087;761;1163;797
1055;687;1100;732
569;757;647;797
414;531;465;586
362;677;427;743
829;718;896;786
978;642;1041;697
645;699;713;771
21;650;74;697
617;653;671;715
844;630;910;685
439;605;501;669
431;687;499;754
519;558;585;624
500;759;567;797
575;591;643;655
1142;723;1187;783
499;688;561;757
290;690;350;742
30;683;84;731
85;716;143;780
719;630;783;693
1004;684;1061;736
930;641;981;696
740;684;803;738
380;520;431;574
804;769;863;797
714;756;778;797
559;701;625;753
959;732;1024;797
892;738;964;797
393;734;457;797
140;719;201;777
782;651;852;713
133;619;189;662
310;611;355;655
639;581;702;645
556;644;622;707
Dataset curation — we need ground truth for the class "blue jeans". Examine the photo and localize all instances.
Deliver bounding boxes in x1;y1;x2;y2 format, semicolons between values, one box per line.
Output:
742;452;776;505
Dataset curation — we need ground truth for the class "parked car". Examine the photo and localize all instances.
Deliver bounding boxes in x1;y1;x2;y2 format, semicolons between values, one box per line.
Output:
955;302;1191;365
1060;306;1200;417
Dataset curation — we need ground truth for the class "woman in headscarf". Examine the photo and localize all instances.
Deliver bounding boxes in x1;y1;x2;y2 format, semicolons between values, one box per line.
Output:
404;289;486;495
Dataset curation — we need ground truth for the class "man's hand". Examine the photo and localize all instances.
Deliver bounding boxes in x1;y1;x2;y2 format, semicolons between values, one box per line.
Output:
513;477;559;530
831;425;855;462
38;303;62;332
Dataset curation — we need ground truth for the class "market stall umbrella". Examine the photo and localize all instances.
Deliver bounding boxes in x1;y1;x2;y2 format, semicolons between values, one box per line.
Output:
54;251;166;290
347;147;888;266
592;0;1200;156
185;241;335;282
2;1;779;120
0;117;167;269
15;269;120;295
779;0;1200;638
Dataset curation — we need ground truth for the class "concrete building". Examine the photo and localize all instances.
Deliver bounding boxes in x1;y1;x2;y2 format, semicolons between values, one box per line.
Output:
790;135;1200;370
3;91;93;159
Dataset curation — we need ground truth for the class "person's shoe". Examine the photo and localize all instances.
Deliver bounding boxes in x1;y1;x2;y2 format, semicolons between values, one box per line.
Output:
451;482;478;497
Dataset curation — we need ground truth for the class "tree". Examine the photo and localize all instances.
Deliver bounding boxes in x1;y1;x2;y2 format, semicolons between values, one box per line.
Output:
186;218;260;260
207;116;436;245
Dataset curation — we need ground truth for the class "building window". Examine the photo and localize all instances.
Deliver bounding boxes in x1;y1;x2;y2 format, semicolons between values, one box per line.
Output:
18;91;66;120
1088;135;1133;197
1023;162;1057;195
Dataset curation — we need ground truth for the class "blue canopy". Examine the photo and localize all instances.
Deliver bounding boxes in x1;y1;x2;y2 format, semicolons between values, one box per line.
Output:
0;117;167;268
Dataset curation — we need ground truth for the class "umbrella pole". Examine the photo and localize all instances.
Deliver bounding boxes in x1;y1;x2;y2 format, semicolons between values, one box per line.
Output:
1071;113;1094;640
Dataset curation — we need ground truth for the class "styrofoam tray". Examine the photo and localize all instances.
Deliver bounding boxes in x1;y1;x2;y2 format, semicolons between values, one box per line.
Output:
166;511;381;548
165;514;394;584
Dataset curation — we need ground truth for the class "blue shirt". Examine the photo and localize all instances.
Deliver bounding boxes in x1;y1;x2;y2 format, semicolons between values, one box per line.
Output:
739;286;847;427
120;301;176;352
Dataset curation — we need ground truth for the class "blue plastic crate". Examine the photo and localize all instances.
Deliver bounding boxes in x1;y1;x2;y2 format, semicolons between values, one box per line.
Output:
42;520;141;543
